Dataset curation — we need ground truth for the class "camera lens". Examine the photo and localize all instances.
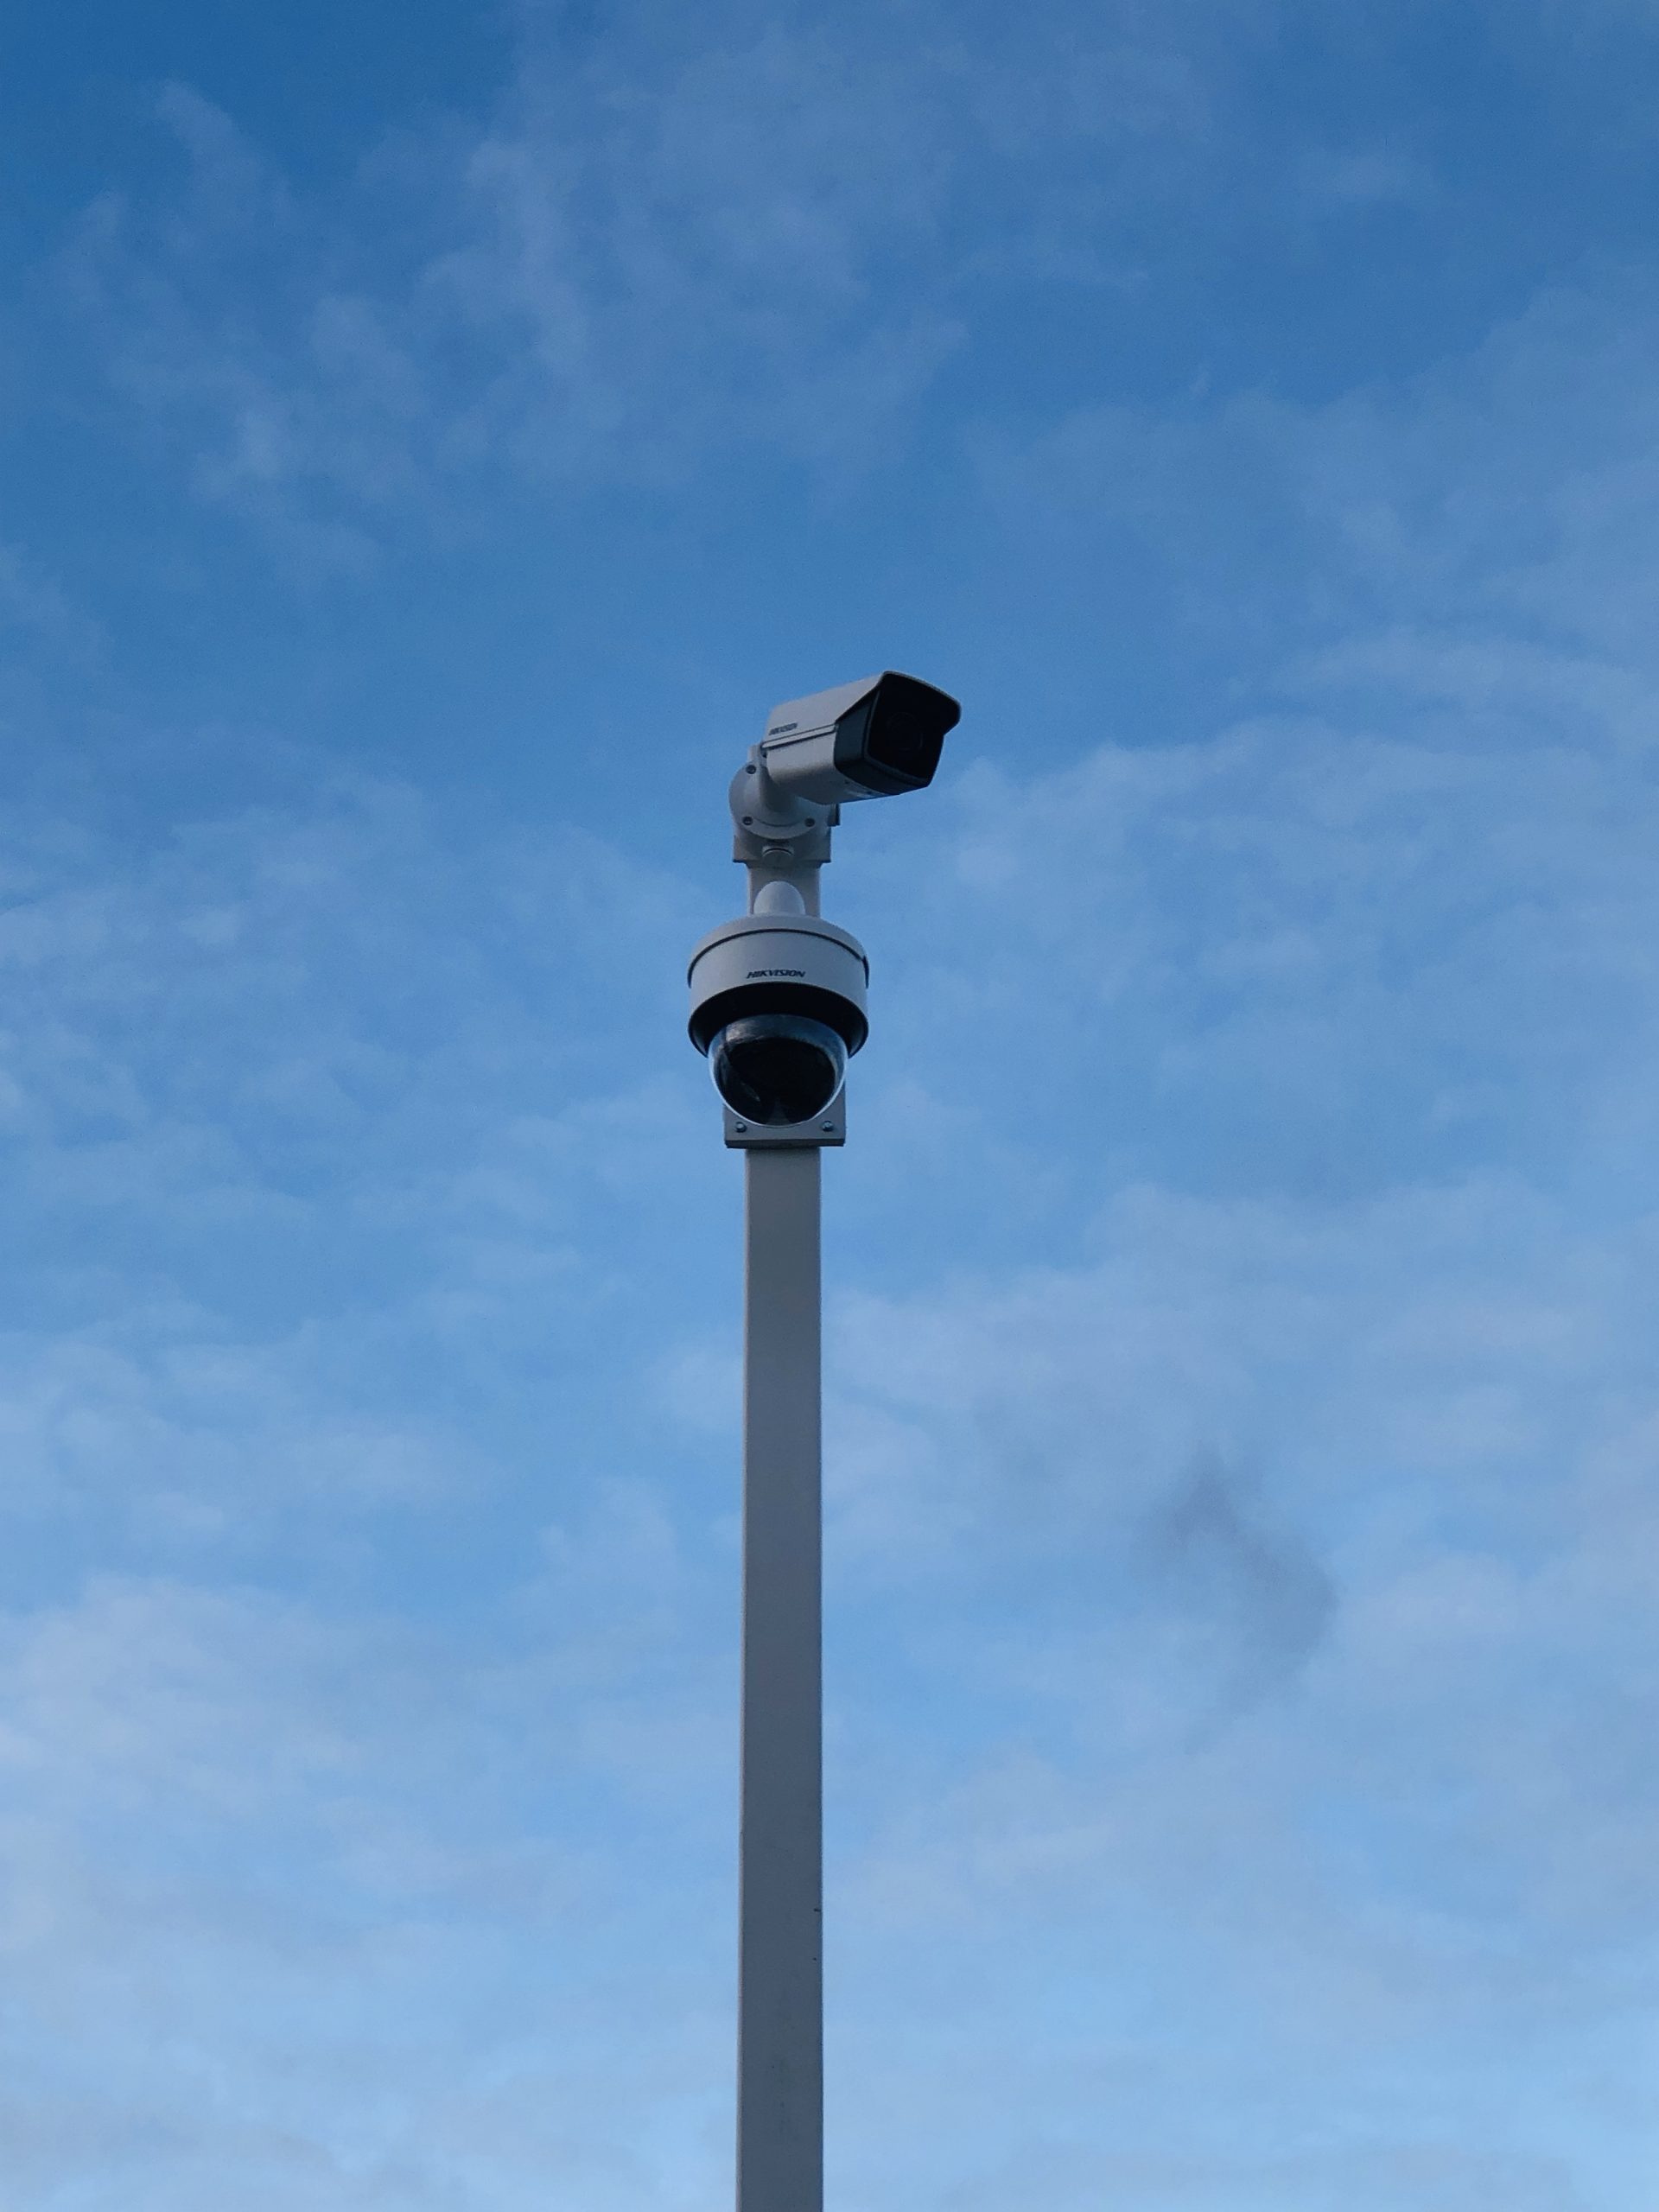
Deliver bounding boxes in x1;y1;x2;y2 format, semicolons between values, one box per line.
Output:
710;1014;847;1125
830;674;959;796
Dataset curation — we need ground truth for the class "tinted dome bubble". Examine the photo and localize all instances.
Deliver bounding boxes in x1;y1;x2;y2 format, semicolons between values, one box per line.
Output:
711;1015;847;1125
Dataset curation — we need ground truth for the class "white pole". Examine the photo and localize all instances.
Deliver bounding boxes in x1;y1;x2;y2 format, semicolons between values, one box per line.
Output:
737;1143;823;2212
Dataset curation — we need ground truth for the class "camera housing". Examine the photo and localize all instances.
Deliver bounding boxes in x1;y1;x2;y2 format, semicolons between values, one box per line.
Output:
689;912;868;1147
757;671;960;810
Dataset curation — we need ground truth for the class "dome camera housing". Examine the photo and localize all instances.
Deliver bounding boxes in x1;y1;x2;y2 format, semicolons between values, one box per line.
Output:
689;910;868;1144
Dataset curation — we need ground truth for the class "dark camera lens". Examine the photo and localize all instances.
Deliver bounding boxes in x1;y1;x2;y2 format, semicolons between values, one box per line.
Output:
836;674;961;795
711;1014;847;1125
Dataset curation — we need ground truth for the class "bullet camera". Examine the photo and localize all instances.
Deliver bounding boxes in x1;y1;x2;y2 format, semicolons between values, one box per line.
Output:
755;671;960;809
688;910;868;1144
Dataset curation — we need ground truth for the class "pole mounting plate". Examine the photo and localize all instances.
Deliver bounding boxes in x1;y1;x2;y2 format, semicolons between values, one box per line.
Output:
725;1101;846;1148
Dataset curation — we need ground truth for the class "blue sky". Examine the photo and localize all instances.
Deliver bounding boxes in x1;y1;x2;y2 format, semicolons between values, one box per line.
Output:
3;1;1659;2204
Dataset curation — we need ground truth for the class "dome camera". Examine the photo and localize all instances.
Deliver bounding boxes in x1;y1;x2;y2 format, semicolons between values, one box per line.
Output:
688;905;868;1144
709;1014;847;1126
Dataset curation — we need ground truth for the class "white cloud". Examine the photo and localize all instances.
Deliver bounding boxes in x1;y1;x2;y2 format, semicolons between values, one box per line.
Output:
49;2;1274;551
0;1570;732;2209
1299;144;1437;208
983;267;1659;683
0;539;104;658
0;766;717;1554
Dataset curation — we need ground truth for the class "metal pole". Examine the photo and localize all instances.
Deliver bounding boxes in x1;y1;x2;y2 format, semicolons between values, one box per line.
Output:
737;1143;823;2212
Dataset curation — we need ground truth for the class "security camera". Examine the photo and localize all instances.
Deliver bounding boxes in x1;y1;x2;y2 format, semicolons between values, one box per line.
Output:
752;671;960;810
688;894;868;1142
695;671;958;1146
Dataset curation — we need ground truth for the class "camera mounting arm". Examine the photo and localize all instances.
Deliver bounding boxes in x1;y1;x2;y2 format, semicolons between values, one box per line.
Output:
730;753;836;916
